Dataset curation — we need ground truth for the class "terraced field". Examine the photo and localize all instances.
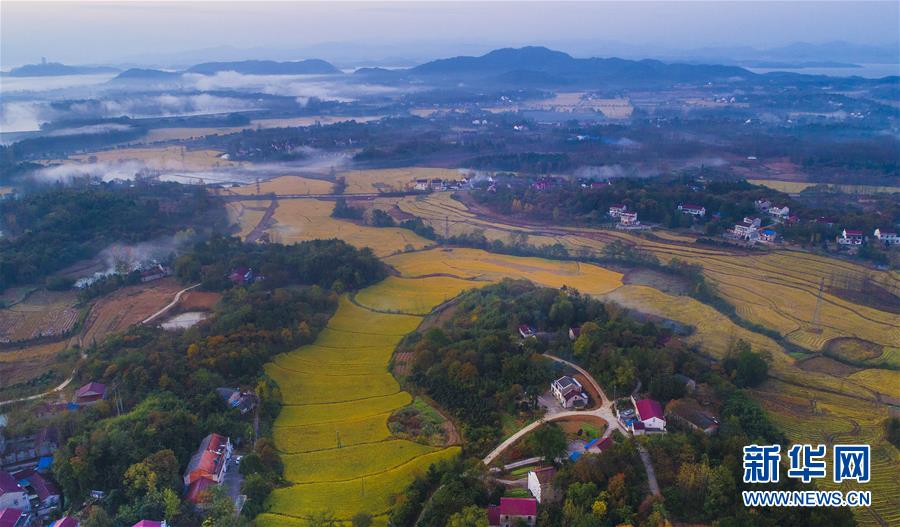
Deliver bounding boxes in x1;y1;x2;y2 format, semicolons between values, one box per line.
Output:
260;252;622;525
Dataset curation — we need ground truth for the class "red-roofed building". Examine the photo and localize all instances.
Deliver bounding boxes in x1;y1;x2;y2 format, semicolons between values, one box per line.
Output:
183;434;232;504
0;509;32;527
74;382;106;405
13;470;59;511
517;325;536;338
0;473;28;512
132;520;166;527
184;477;216;505
488;498;537;527
632;397;667;432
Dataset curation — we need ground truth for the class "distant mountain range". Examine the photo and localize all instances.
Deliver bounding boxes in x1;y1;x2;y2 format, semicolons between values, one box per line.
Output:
111;59;342;81
5;62;120;77
352;46;753;86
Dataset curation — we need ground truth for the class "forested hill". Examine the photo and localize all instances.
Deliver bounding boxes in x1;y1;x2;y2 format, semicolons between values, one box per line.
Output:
0;182;227;291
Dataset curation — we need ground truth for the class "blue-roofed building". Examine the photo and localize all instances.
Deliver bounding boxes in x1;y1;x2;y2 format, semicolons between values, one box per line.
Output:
568;451;583;462
583;438;599;450
36;458;53;473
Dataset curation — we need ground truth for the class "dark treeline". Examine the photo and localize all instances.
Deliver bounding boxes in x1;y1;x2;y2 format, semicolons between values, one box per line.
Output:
0;182;226;291
174;234;387;292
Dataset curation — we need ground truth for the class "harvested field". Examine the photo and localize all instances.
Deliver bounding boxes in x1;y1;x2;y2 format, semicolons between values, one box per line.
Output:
0;290;79;344
0;340;71;393
797;356;862;377
80;278;184;346
176;290;221;312
748;179;900;195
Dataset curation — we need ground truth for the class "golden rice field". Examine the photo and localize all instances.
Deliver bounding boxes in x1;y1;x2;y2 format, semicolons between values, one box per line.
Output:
385;248;623;296
262;293;458;524
230;175;334;196
266;199;433;257
755;379;900;527
353;275;483;315
402;193;898;354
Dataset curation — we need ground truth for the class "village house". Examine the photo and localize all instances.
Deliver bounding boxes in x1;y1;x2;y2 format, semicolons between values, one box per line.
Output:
837;229;866;246
73;382;106;405
413;179;429;191
139;264;170;283
487;497;538;527
667;399;719;435
517;325;536;338
0;473;28;512
732;220;760;241
677;204;706;217
754;199;771;212
568;327;581;341
550;376;588;409
759;229;778;243
631;397;667;432
743;216;762;227
14;470;60;514
216;388;256;415
618;211;640;227
814;216;838;228
183;434;232;505
608;204;628;218
527;467;557;503
132;520;167;527
768;205;790;220
874;228;900;245
430;178;445;190
1;428;58;470
0;508;32;527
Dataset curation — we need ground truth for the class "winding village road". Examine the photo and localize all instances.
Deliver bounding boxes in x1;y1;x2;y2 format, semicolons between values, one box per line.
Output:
482;352;661;497
0;283;201;408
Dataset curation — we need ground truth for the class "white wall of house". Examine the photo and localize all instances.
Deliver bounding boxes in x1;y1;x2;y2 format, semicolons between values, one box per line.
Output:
642;416;667;430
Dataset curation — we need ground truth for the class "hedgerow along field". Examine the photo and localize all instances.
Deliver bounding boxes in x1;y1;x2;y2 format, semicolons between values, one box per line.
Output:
260;251;622;524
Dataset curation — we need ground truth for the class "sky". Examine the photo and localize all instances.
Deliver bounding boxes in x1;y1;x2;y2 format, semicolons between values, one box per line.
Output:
2;1;899;68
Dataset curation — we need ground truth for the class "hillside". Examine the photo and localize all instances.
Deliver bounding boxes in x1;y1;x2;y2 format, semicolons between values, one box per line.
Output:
6;62;119;77
408;46;752;83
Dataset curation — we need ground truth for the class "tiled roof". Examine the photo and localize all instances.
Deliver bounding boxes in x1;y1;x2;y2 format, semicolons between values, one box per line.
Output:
0;472;21;495
185;477;216;504
132;521;163;527
499;497;537;516
185;434;228;485
75;382;106;398
635;398;664;421
0;509;23;527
